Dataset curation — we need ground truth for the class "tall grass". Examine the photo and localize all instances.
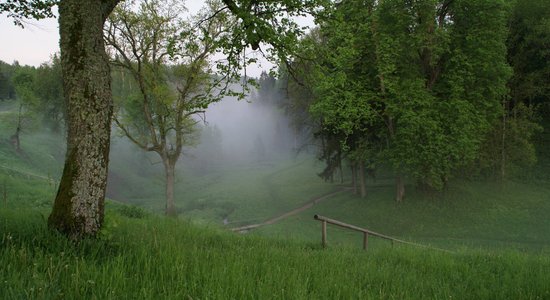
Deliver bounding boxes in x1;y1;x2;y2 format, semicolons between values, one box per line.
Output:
2;208;550;299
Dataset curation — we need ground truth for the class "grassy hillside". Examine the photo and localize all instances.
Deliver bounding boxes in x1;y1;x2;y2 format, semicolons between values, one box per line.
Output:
2;103;550;298
179;117;550;252
106;140;550;252
2;114;550;253
2;209;550;299
255;179;550;252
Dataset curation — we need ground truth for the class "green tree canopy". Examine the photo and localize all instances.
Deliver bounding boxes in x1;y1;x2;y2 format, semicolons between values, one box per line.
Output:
288;0;512;200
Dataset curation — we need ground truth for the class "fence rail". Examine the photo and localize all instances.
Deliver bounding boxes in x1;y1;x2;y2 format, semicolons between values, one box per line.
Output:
313;215;452;253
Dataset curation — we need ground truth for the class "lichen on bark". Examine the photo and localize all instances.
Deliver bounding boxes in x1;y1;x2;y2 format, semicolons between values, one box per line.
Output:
48;0;120;240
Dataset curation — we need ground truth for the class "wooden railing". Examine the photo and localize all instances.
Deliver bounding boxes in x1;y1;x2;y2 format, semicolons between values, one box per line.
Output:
313;215;452;253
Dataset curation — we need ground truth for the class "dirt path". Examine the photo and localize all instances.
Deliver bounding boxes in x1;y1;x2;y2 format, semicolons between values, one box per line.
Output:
230;187;352;232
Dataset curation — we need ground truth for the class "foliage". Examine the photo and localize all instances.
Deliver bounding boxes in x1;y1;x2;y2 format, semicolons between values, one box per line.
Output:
4;0;334;238
1;58;65;140
106;0;243;216
116;204;150;219
478;103;543;177
2;117;550;250
507;0;550;107
106;0;234;154
286;0;512;193
12;67;39;111
33;56;65;131
470;0;550;179
278;52;320;153
9;67;40;146
219;0;329;79
0;0;57;27
0;61;17;100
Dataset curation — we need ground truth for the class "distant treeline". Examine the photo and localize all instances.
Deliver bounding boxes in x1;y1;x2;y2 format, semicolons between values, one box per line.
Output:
0;57;64;131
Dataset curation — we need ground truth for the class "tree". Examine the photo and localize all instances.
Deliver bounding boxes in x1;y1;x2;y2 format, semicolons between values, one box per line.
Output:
0;60;17;100
478;103;542;177
288;0;511;202
2;0;327;238
11;66;40;152
7;57;64;138
220;0;328;70
477;0;550;179
0;0;57;27
507;0;550;108
279;45;320;154
33;55;65;132
46;0;121;239
105;0;228;216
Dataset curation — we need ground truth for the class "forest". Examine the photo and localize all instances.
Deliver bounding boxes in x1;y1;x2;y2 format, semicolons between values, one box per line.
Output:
1;0;550;298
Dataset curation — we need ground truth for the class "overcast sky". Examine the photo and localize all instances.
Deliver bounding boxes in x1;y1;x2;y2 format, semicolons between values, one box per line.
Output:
0;2;313;78
0;13;59;67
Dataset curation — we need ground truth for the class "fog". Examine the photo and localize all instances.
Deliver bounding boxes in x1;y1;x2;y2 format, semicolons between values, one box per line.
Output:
1;76;307;208
185;92;296;171
104;82;301;205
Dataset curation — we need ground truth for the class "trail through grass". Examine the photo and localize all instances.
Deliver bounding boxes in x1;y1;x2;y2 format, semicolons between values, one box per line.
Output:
230;187;351;232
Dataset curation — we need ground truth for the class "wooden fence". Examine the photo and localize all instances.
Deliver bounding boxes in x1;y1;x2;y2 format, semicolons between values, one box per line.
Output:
313;215;452;253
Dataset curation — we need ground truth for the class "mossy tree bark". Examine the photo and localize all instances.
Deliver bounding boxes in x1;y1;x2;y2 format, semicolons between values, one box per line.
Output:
48;0;120;239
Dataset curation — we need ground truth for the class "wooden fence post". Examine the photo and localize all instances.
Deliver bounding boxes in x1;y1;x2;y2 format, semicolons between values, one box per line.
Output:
313;215;452;253
322;220;327;248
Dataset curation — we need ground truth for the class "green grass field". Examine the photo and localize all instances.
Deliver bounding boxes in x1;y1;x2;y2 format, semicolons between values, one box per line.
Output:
2;208;550;299
255;179;550;252
1;113;550;298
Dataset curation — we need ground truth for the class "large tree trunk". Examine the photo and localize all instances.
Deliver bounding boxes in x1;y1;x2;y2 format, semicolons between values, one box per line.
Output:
163;158;177;217
48;0;119;239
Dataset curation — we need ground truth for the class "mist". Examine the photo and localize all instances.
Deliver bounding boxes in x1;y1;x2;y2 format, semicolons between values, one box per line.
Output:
104;78;304;212
184;91;296;173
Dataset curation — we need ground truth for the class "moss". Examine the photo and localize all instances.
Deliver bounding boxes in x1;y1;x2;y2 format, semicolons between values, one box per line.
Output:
49;0;113;241
48;147;79;238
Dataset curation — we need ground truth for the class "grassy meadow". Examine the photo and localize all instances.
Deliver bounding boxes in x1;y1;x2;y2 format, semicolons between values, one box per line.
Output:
1;105;550;298
2;208;550;299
